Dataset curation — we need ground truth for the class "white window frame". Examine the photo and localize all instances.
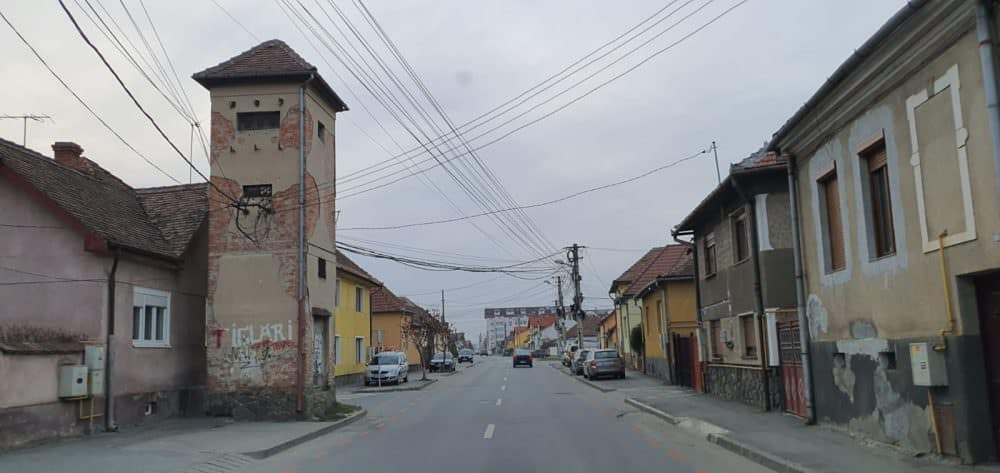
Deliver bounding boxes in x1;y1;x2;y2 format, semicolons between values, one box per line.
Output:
355;286;363;312
132;287;171;348
335;279;341;307
355;336;364;364
334;335;341;364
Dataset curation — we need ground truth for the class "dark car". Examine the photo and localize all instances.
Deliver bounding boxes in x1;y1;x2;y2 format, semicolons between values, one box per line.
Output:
512;348;533;367
573;349;592;375
429;352;456;372
531;349;547;359
583;349;626;380
458;348;474;363
503;348;513;357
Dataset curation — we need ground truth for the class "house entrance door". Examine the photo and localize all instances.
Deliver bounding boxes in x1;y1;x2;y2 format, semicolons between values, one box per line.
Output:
778;320;806;417
976;273;1000;455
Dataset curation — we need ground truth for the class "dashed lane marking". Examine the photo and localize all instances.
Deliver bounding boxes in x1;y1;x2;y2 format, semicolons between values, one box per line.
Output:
501;385;506;391
337;439;353;447
483;424;495;439
496;398;502;406
669;450;686;462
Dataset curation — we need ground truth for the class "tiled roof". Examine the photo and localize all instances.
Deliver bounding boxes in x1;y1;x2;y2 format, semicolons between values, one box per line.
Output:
336;251;380;287
612;247;663;288
623;245;692;296
0;138;203;260
136;184;208;256
192;39;348;112
566;315;601;338
528;315;558;329
371;286;410;314
733;146;786;171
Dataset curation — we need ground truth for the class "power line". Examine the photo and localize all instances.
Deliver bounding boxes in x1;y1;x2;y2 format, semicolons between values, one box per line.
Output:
333;0;749;197
57;0;238;203
338;148;708;230
209;0;259;41
0;8;182;184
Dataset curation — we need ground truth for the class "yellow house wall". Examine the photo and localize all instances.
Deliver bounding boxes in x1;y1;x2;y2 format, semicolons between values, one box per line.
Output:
334;273;371;377
641;291;665;359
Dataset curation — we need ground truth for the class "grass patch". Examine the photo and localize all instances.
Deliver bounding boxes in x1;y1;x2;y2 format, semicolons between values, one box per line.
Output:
320;402;361;421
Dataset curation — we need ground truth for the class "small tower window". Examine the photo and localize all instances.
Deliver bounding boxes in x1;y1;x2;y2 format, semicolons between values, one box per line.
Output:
317;121;326;143
237;111;280;131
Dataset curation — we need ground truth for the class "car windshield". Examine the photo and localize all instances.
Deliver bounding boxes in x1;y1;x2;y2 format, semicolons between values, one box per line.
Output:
432;353;451;360
514;349;530;355
459;349;472;355
595;351;618;359
371;354;398;365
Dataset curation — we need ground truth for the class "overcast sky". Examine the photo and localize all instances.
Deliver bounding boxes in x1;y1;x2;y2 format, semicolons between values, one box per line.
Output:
1;0;906;340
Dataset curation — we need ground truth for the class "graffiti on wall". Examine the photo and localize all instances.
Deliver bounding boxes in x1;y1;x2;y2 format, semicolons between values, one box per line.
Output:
224;321;296;378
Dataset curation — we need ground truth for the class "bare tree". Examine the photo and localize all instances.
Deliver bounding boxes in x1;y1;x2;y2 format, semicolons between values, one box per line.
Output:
402;312;437;381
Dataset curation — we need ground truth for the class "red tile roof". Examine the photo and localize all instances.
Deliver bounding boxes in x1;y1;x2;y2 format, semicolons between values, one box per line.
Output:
337;252;380;287
371;286;410;314
612;247;664;288
528;315;558;329
192;39;347;112
623;245;692;296
0;138;205;260
566;316;601;338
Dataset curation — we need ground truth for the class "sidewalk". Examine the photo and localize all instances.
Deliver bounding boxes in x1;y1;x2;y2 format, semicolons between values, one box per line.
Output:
0;409;365;473
622;373;996;473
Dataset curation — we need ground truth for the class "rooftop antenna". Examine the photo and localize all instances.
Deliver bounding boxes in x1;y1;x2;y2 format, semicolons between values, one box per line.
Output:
1;114;52;146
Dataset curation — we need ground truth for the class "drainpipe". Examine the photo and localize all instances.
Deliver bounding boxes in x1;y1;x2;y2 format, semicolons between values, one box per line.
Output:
661;283;674;384
297;74;314;414
673;229;703;389
104;249;120;431
732;177;771;411
977;0;1000;198
787;154;816;424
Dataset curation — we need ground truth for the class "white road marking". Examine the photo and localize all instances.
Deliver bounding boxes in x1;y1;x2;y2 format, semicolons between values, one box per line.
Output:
483;424;495;439
503;377;507;381
501;385;506;391
496;398;502;406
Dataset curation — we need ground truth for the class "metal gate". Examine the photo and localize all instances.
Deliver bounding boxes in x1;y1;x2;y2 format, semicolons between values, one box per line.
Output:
778;320;807;417
673;333;693;388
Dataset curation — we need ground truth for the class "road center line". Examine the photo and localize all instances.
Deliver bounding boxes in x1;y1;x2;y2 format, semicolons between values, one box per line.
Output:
503;377;507;381
501;385;506;391
483;423;495;439
496;398;502;406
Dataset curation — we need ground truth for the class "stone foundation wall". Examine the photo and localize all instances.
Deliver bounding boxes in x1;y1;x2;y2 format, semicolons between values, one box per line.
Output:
644;356;671;383
705;364;781;410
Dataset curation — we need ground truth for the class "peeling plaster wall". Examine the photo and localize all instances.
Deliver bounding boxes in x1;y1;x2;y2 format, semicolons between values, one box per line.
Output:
205;82;339;419
791;29;1000;462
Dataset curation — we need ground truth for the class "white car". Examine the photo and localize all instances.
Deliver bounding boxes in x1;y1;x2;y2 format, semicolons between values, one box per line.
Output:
366;351;409;386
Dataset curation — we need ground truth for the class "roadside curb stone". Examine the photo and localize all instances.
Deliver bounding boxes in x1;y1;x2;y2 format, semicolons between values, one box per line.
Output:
625;397;818;473
244;408;367;459
354;379;437;393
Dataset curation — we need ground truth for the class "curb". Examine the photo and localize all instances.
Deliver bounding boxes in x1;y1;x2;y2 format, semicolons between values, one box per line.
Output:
354;378;437;394
550;362;616;393
244;408;367;459
707;433;819;473
625;397;817;473
624;397;681;425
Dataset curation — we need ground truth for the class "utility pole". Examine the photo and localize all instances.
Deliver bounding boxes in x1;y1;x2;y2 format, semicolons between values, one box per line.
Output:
555;275;566;349
567;244;585;350
711;141;721;184
1;114;52;146
440;290;446;359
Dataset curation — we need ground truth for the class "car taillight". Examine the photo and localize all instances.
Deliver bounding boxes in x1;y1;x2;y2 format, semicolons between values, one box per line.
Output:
590;360;597;367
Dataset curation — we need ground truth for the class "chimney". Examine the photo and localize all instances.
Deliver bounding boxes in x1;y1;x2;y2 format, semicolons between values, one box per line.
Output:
52;142;95;175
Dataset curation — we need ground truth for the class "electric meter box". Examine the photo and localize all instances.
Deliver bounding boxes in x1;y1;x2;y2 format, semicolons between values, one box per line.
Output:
58;365;89;398
84;345;105;371
88;369;105;396
910;342;948;387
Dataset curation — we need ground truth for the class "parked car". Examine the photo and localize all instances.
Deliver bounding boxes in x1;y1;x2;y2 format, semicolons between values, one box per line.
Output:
583;348;625;380
512;348;533;367
573;349;592;375
503;348;513;356
458;348;474;363
531;349;547;359
561;345;578;367
366;351;408;386
429;352;456;372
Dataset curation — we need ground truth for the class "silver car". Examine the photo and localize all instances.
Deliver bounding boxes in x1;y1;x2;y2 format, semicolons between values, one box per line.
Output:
366;351;408;386
583;349;625;380
573;349;592;375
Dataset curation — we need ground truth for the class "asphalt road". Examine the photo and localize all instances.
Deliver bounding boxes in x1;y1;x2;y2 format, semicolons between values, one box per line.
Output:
246;356;772;473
